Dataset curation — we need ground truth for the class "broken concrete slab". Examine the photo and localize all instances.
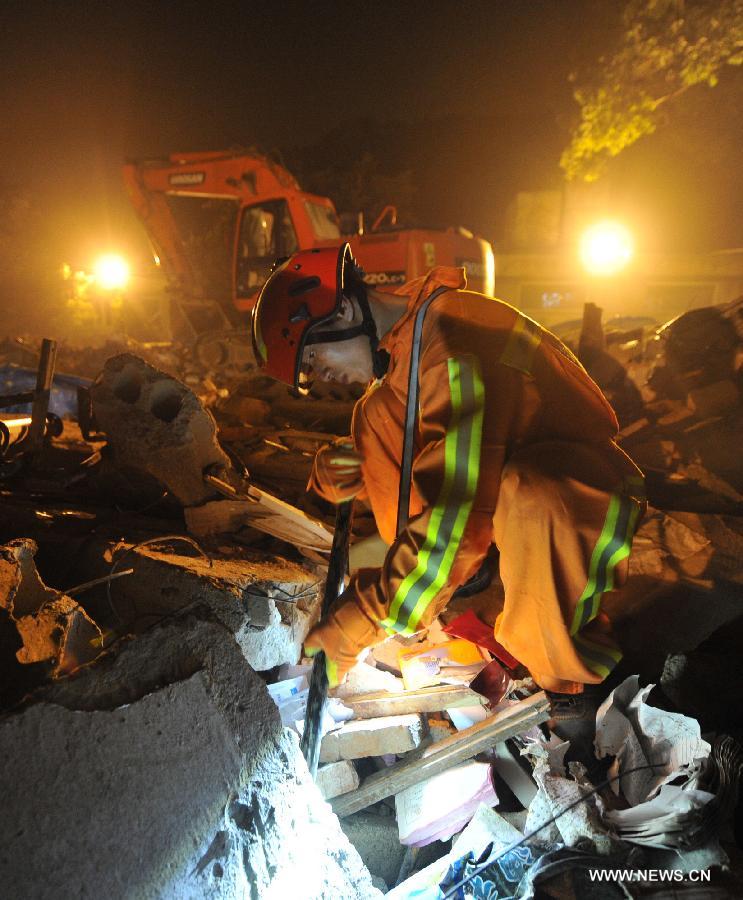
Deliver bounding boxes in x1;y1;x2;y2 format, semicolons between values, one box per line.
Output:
0;538;51;617
0;539;101;677
77;538;322;671
0;618;381;899
90;353;233;506
316;759;361;800
320;714;425;763
14;594;100;674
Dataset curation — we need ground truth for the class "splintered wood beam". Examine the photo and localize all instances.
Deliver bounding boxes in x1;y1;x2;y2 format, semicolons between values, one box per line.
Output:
343;685;486;719
331;691;550;818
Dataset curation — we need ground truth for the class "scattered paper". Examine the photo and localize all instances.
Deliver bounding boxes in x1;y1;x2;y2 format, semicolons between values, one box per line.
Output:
267;670;352;734
603;783;715;849
593;676;720;856
595;675;711;806
399;638;489;691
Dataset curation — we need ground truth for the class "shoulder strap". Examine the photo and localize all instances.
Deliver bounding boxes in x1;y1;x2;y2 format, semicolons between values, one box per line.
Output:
395;285;450;536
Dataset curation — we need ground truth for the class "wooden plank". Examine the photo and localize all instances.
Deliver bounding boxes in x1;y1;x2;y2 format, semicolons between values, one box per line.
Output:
331;691;550;817
344;685;486;719
191;477;334;552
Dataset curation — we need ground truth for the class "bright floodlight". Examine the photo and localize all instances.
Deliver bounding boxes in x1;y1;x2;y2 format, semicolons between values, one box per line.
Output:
579;221;634;276
94;254;130;290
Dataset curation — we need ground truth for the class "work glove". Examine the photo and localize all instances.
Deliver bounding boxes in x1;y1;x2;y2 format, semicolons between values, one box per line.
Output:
309;437;364;504
303;600;372;689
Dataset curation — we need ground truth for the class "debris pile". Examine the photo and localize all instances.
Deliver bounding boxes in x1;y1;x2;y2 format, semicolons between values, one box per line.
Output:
1;303;742;897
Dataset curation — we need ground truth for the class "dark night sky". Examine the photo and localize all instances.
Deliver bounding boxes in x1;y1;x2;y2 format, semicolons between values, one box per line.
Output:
1;0;740;268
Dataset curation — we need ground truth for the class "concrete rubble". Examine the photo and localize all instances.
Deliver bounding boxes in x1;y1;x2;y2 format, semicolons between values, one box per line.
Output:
74;538;323;671
90;353;235;507
0;618;382;899
0;539;101;693
2;305;743;897
316;760;361;801
320;713;426;763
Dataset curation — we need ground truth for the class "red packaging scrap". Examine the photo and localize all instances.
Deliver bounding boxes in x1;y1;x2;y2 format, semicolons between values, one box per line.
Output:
443;608;519;669
469;659;512;708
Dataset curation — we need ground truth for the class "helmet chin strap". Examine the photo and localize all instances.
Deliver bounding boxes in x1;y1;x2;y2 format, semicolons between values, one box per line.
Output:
305;283;390;379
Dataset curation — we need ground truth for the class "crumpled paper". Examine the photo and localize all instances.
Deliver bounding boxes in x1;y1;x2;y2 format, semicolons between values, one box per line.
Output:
594;675;720;854
595;675;710;806
522;733;618;853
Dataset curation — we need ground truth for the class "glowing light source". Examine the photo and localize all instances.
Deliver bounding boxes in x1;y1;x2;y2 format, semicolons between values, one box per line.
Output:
579;221;634;277
93;254;130;290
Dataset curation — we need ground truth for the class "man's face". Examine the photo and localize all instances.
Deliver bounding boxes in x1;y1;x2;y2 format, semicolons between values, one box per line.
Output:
302;333;374;386
300;295;375;386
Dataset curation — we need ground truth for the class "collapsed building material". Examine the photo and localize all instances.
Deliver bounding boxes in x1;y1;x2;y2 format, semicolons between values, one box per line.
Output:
90;352;234;506
0;618;381;899
320;713;426;763
316;760;361;800
606;508;743;677
332;692;550;817
333;661;404;698
340;812;408;890
0;539;101;683
185;494;334;553
75;538;323;671
627;507;743;588
343;684;487;719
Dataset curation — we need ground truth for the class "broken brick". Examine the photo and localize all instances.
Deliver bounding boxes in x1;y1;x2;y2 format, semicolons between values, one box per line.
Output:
316;760;361;800
320;714;425;763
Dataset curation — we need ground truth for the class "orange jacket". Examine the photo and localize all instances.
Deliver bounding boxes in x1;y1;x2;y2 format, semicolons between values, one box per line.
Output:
308;267;638;682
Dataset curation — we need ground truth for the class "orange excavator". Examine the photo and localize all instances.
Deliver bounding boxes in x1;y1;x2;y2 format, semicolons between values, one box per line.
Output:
123;149;494;363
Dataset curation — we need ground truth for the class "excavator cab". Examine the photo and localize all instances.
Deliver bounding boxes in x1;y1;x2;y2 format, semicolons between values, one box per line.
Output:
235;199;299;297
123;149;494;365
123;150;341;347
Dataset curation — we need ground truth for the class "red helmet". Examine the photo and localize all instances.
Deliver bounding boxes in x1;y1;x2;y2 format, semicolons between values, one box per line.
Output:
251;243;360;391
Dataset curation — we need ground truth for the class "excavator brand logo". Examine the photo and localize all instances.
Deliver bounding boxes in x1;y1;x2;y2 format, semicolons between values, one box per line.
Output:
456;258;486;280
363;271;406;286
169;171;206;186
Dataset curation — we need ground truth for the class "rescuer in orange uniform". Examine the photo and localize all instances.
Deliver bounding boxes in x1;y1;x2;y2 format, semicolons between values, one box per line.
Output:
251;244;645;706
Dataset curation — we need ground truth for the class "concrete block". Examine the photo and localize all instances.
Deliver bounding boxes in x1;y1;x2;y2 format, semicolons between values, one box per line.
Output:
320;714;425;763
0;538;56;617
76;538;322;671
15;596;100;675
0;618;382;899
90;353;233;506
316;759;361;800
0;539;101;677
